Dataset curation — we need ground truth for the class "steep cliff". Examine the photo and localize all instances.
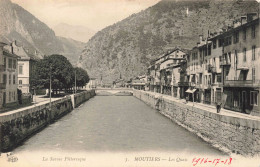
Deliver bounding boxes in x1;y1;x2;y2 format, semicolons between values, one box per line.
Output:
0;0;85;64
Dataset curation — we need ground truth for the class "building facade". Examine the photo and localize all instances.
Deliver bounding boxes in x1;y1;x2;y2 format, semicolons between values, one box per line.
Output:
145;14;260;117
11;41;39;94
0;42;19;108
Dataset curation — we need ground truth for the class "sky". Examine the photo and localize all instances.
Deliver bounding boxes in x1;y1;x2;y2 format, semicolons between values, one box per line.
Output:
11;0;160;31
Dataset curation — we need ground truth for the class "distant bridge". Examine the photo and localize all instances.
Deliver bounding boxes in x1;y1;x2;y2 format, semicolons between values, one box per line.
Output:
95;88;133;96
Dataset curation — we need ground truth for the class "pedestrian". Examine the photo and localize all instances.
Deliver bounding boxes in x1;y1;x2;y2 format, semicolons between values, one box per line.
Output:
186;96;189;103
216;101;222;113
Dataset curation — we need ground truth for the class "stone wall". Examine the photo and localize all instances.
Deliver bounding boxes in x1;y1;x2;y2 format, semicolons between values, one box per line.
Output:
0;90;95;152
133;90;260;156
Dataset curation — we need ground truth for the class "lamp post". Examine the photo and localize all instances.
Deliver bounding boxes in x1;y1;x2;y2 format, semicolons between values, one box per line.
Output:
49;66;52;109
74;69;77;94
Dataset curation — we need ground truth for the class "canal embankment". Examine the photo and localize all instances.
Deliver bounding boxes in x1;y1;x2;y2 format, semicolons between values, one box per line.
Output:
0;90;95;152
133;89;260;156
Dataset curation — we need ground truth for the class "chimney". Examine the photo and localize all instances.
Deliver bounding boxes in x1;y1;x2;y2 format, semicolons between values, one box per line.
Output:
241;16;247;25
10;44;13;54
34;50;37;55
199;35;203;43
247;13;257;22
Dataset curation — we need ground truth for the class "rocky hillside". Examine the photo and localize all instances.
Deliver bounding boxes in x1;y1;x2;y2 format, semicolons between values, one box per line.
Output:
0;0;85;65
79;0;259;83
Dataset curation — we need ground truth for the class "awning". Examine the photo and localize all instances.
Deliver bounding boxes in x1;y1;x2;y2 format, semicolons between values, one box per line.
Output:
237;66;249;70
191;88;197;93
185;89;192;93
185;88;197;94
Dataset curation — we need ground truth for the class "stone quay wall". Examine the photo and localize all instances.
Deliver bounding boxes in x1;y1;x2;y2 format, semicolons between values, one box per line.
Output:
133;90;260;156
0;90;95;152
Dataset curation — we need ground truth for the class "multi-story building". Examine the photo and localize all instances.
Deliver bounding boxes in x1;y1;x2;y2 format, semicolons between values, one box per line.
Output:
11;41;40;94
0;42;20;108
146;13;259;117
147;48;187;96
218;14;259;115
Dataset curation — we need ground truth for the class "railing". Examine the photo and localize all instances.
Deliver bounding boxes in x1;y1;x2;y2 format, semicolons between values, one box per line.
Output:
211;82;222;87
178;82;189;86
224;80;256;87
196;67;203;73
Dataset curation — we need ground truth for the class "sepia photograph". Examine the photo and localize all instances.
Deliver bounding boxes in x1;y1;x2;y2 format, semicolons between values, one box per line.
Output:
0;0;260;166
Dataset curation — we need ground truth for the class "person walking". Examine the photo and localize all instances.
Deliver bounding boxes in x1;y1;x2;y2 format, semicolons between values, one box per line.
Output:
216;101;222;113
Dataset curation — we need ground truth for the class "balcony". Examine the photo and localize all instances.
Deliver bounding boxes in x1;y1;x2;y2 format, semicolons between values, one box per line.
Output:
207;65;216;73
196;67;203;73
220;60;231;66
0;83;6;89
224;80;258;87
195;83;202;89
211;82;222;87
178;82;189;86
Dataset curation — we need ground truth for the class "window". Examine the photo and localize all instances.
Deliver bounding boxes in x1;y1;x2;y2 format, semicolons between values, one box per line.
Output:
9;92;11;102
225;36;232;46
208;44;211;55
234;50;238;70
219;38;223;47
13;60;16;69
219;56;222;68
13;75;15;84
233;31;239;43
4;57;6;70
213;39;217;49
9;74;11;84
243;28;246;40
3;74;6;84
250;91;258;106
19;80;22;85
217;74;221;83
252;68;256;83
19;65;23;75
243;48;247;62
252;45;256;61
8;58;12;69
252;25;256;38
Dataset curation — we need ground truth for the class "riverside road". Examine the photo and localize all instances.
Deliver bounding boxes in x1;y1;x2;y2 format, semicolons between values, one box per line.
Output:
14;96;224;155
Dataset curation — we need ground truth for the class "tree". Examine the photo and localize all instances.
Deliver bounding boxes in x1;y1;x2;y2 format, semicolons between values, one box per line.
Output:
73;67;90;88
31;54;74;94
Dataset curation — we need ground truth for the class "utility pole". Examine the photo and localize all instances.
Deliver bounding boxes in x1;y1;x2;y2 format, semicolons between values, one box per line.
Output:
49;72;52;109
74;69;77;94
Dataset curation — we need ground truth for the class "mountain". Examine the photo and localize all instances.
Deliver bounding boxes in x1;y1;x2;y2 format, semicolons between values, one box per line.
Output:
53;23;96;43
0;0;85;65
79;0;259;83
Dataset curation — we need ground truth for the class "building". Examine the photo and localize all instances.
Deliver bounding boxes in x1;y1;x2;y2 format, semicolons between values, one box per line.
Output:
0;42;20;108
11;41;41;94
148;48;187;95
218;14;259;115
145;13;260;117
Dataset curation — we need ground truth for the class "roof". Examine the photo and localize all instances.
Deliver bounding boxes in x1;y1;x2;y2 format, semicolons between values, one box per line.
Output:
3;50;20;59
154;47;188;62
209;18;259;40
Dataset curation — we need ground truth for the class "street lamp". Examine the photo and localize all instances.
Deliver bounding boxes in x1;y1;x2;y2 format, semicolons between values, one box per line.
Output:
49;66;52;109
74;69;77;94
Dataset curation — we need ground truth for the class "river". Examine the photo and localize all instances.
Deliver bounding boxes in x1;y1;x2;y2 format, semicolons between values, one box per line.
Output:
13;96;224;156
